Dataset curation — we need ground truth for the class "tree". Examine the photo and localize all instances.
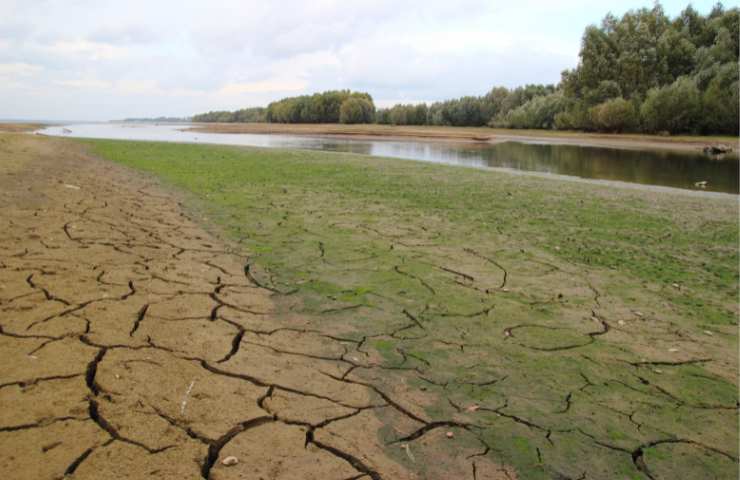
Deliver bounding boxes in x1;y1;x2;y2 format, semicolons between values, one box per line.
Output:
388;105;409;125
554;105;594;131
375;108;391;124
265;90;375;123
641;76;702;133
700;61;739;134
558;2;738;135
498;93;568;129
339;97;375;124
192;3;739;135
233;107;266;123
583;80;622;105
589;97;638;132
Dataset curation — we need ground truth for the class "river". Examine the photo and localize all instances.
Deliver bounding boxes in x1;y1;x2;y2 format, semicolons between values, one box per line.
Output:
38;123;738;194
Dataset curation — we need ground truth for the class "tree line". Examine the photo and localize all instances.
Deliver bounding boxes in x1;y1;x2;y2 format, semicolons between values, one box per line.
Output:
192;107;266;123
192;3;738;135
265;90;374;124
375;85;557;127
193;91;375;124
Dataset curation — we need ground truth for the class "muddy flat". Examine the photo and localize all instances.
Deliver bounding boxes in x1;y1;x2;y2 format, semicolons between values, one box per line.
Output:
1;133;737;480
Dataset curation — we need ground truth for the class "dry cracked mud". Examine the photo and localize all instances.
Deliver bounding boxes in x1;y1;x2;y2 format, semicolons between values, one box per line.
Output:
0;134;514;479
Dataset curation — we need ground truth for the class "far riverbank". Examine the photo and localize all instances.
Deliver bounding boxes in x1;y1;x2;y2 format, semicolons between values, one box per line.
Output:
186;122;738;154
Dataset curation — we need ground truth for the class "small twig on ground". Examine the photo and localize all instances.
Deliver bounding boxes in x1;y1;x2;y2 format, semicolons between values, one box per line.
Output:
401;443;415;463
180;380;195;416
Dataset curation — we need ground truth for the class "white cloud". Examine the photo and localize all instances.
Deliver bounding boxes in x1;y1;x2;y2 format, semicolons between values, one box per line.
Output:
0;0;720;120
0;62;43;77
55;78;111;89
219;80;308;95
45;39;127;61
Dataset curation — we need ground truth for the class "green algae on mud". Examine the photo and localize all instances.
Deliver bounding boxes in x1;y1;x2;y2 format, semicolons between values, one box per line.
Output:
81;138;739;480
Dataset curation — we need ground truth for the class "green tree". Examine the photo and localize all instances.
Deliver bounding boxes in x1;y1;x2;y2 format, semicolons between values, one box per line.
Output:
700;61;739;134
339;97;375;124
375;108;391;124
640;76;702;133
589;97;639;132
194;3;738;135
266;90;375;123
498;93;568;129
554;105;594;131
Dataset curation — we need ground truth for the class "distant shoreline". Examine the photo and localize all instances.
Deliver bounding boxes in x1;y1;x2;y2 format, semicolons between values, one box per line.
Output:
186;122;738;154
0;123;45;133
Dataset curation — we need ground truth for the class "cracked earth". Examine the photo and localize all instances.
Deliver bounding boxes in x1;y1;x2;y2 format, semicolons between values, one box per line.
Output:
1;133;738;480
0;135;516;479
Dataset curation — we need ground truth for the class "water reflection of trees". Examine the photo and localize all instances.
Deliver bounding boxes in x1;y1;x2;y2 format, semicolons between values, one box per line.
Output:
347;139;738;193
475;142;739;193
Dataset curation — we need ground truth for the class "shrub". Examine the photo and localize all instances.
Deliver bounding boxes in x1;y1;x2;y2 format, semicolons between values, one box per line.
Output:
640;77;701;133
496;93;567;129
589;97;638;132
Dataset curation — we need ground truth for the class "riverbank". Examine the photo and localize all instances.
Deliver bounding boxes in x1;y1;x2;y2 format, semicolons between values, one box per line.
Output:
80;137;738;479
0;122;45;133
187;122;738;153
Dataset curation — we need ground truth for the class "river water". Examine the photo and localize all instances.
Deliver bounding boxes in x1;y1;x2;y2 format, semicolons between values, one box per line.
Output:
38;123;738;194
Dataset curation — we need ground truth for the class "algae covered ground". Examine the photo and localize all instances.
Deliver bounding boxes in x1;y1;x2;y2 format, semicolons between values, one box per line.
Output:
83;139;739;479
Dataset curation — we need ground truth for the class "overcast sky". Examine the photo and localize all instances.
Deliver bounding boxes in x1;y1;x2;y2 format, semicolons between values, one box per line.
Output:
0;0;720;121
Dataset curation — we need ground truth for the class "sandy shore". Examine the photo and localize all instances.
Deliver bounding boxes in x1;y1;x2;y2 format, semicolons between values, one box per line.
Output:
187;122;738;153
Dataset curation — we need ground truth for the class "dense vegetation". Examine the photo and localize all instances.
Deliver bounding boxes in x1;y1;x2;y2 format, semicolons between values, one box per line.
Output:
265;90;374;124
192;3;738;135
555;2;738;134
379;3;738;134
192;107;266;123
192;91;375;124
374;85;558;127
122;116;190;123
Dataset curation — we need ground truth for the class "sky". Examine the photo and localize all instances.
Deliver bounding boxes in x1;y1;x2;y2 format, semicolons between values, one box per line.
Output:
0;0;722;121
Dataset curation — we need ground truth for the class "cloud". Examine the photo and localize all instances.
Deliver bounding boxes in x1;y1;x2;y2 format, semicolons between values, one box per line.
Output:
87;26;159;45
55;78;111;89
0;62;43;77
45;39;127;61
0;0;720;121
0;62;43;90
219;80;308;95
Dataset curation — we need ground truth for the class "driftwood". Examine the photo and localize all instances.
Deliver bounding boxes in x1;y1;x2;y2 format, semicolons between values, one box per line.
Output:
703;145;733;156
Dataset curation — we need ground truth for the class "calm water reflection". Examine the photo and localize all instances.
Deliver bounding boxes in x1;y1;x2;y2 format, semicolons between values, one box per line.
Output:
40;123;738;194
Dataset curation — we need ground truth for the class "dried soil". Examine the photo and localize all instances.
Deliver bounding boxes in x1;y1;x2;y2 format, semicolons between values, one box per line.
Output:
0;134;509;479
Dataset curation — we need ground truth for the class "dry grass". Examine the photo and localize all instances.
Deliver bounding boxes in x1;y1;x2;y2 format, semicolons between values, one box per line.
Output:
0;122;44;133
